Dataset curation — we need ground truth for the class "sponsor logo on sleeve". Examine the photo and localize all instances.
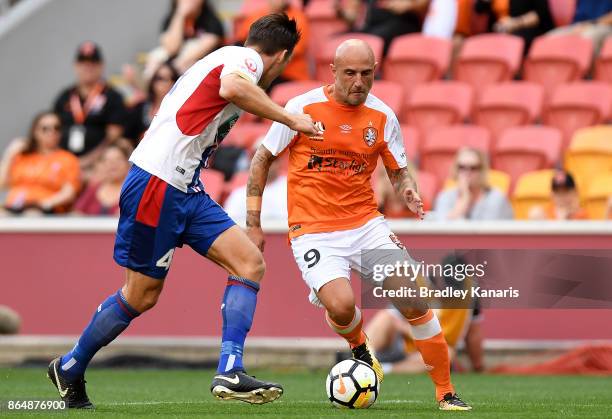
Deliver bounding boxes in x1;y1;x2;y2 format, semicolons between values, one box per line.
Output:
244;58;258;74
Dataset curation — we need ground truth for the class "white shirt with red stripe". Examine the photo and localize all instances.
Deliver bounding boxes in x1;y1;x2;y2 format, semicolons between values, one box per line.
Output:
130;46;264;193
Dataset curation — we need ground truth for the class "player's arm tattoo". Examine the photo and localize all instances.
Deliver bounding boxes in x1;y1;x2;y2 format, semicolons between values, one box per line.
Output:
246;145;276;228
385;166;418;197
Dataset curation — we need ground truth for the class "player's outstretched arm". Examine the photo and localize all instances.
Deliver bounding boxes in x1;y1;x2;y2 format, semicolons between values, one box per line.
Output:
220;74;318;136
385;166;425;220
245;145;276;251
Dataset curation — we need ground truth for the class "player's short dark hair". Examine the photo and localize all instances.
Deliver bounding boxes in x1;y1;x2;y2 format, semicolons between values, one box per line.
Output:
245;13;301;56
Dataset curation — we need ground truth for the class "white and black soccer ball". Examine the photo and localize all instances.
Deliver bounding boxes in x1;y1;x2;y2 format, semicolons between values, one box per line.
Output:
326;359;379;409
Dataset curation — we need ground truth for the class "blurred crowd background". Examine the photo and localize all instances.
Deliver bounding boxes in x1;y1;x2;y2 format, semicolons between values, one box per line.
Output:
1;0;612;222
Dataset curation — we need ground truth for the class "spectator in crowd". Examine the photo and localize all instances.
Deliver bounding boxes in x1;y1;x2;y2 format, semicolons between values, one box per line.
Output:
73;142;132;216
492;0;554;53
365;255;484;374
528;170;588;220
145;0;224;77
469;0;509;34
124;62;180;143
453;0;508;62
235;0;310;84
336;0;431;54
548;0;612;53
53;42;126;178
429;147;513;220
422;0;458;39
0;112;80;215
224;157;287;221
0;305;20;334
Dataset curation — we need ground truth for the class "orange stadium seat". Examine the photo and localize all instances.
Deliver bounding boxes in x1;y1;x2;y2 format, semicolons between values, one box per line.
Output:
403;81;474;135
315;33;385;83
200;169;226;202
512;169;555;219
595;37;612;84
444;169;511;195
420;124;491;184
370;81;404;116
584;173;612;219
524;35;594;97
231;0;266;40
565;125;612;196
548;0;576;26
304;0;349;57
545;82;612;149
454;34;524;95
383;34;452;99
492;126;562;190
270;80;325;107
474;82;544;143
400;125;420;163
232;0;304;42
223;120;271;149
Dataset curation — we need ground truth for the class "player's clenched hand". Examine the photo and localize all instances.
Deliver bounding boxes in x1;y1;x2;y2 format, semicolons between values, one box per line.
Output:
246;226;266;252
403;188;425;220
287;113;319;137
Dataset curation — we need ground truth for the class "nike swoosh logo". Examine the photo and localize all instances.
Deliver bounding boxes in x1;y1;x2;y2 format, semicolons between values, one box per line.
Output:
54;362;68;397
214;374;239;385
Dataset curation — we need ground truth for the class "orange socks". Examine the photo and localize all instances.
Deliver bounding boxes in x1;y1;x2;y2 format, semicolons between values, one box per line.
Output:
408;310;455;401
325;306;366;349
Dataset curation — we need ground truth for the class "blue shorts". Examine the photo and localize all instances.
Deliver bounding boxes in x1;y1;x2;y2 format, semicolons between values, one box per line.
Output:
113;165;235;279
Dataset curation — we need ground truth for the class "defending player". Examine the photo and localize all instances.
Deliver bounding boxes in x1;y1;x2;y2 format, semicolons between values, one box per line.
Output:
246;39;472;410
48;14;318;408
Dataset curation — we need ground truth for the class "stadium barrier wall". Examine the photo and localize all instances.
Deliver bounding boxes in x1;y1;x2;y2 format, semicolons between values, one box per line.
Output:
1;218;611;341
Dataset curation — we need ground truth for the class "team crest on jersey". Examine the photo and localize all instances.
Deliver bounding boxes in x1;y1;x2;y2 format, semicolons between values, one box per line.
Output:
389;233;406;250
363;126;378;147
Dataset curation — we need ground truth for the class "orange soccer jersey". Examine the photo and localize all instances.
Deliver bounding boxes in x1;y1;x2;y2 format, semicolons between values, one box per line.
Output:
5;150;80;211
262;86;407;238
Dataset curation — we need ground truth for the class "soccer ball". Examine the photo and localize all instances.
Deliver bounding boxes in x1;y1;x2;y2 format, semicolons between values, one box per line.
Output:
326;359;379;409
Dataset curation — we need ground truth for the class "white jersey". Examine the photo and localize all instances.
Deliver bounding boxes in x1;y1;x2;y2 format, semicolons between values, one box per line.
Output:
130;46;264;193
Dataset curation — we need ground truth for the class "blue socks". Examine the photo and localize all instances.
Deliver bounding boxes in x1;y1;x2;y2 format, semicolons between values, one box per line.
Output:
217;276;259;374
60;290;139;381
59;277;258;379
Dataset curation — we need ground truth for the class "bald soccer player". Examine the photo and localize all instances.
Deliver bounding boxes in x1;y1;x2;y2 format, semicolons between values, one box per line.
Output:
246;40;471;410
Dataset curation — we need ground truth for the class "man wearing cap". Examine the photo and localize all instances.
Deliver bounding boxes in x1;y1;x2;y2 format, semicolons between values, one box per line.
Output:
53;41;127;177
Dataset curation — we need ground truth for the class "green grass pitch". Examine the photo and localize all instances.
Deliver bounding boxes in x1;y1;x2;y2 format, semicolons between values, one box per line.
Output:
1;368;611;417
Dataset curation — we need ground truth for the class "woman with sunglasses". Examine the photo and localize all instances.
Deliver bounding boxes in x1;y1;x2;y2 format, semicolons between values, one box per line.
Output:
0;111;81;215
431;147;513;220
124;63;180;143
